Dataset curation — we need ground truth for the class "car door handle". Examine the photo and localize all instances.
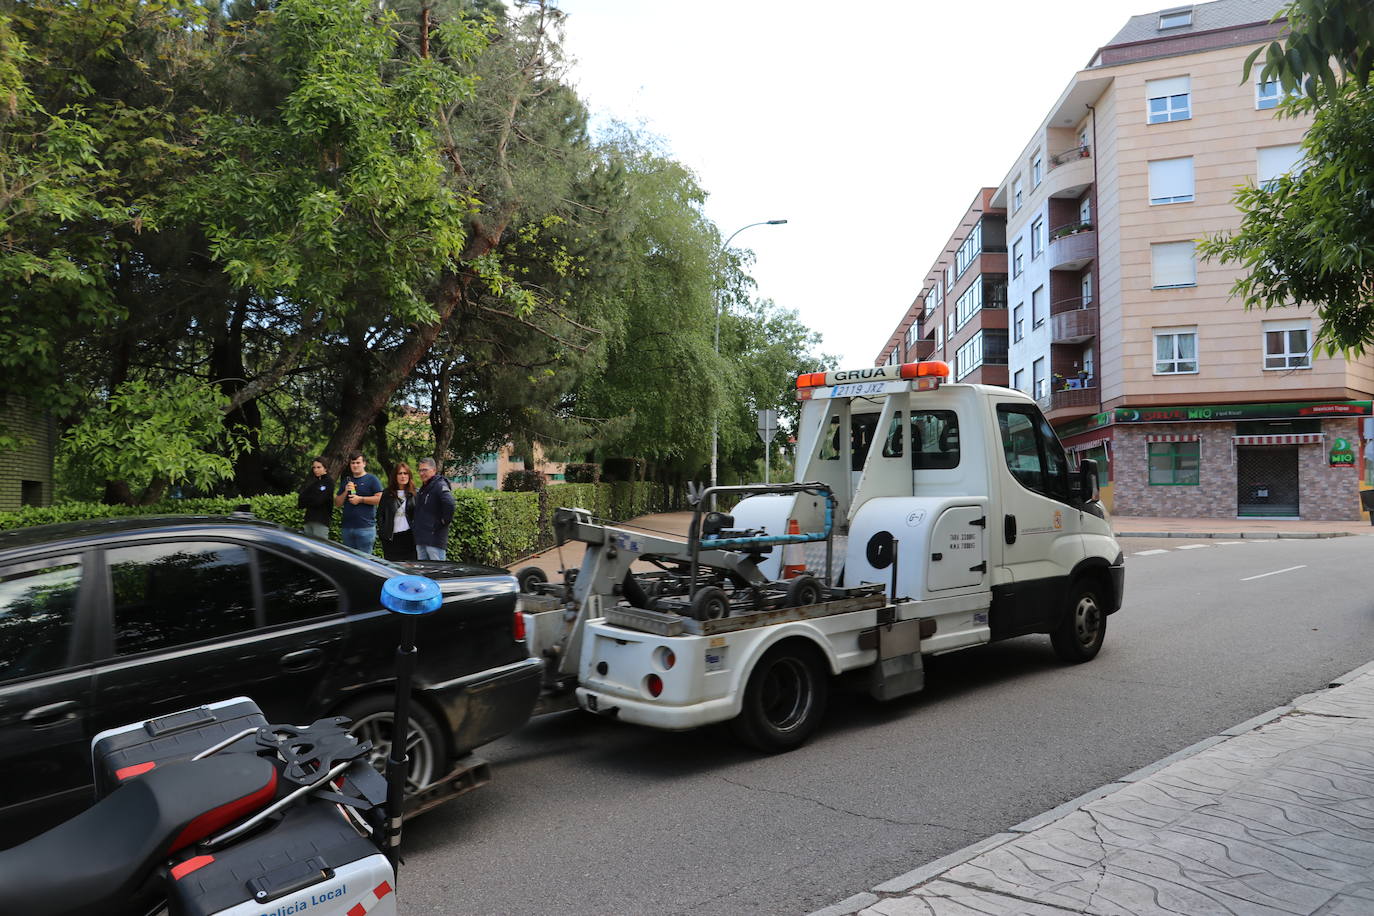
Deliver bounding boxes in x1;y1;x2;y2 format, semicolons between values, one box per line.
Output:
280;648;325;673
1004;514;1017;545
22;701;81;727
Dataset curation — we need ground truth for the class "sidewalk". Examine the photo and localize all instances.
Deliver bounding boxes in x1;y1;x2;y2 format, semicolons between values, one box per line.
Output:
1113;514;1372;539
505;511;695;578
812;660;1374;916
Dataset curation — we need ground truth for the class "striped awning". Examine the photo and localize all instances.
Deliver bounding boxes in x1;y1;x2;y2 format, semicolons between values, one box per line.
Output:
1145;433;1200;443
1232;434;1324;446
1066;437;1111;452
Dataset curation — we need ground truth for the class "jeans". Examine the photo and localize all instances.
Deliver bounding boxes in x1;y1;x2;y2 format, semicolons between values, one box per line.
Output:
303;521;330;539
342;527;377;555
416;543;447;561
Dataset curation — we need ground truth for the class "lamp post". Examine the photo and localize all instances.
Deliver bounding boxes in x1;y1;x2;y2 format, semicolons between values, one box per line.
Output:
711;219;787;490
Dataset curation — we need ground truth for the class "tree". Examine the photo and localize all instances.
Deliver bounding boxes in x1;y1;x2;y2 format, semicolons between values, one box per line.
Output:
1197;0;1374;353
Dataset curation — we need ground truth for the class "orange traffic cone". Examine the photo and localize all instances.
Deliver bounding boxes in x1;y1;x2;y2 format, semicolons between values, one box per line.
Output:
781;518;806;579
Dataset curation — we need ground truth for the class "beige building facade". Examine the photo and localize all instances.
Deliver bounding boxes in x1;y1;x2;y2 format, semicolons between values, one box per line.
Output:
984;0;1372;520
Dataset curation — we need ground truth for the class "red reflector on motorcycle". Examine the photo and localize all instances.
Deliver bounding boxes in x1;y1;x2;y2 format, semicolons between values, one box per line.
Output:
513;611;527;642
646;674;663;697
116;761;156;781
172;855;216;880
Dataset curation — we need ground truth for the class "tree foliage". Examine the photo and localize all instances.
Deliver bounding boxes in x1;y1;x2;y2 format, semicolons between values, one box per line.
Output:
1200;0;1374;354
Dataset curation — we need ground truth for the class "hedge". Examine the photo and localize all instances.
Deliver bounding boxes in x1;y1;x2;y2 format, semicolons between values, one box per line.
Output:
0;482;684;568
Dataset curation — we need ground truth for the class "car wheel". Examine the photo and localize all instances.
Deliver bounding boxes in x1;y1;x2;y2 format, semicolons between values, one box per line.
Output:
1051;582;1106;664
689;586;730;621
516;565;548;594
729;642;828;753
785;575;825;608
340;694;447;793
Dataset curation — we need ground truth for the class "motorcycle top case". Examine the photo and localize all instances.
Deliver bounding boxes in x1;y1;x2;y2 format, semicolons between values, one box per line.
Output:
167;802;396;916
91;697;269;798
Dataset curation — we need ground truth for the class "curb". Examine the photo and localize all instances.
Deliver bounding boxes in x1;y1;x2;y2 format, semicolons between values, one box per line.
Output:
808;658;1374;916
1114;530;1356;539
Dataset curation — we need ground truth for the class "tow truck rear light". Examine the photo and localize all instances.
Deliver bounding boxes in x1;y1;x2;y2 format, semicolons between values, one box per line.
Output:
513;611;526;642
655;647;676;670
646;674;664;697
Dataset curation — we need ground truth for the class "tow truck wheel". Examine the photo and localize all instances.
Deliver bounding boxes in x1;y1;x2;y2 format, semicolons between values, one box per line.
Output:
730;643;828;753
516;565;548;594
1051;582;1106;663
689;586;730;621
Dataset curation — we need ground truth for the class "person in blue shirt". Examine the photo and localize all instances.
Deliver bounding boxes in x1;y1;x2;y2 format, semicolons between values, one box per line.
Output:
334;452;383;554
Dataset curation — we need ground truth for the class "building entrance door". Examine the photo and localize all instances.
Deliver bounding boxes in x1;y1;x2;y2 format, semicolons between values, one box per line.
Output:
1236;445;1299;517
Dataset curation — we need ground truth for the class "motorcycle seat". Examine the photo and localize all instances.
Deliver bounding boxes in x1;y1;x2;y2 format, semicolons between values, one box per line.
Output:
0;753;278;916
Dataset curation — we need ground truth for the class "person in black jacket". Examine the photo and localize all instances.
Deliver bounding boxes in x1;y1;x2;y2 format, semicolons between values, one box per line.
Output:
413;456;456;561
377;462;417;561
297;457;334;539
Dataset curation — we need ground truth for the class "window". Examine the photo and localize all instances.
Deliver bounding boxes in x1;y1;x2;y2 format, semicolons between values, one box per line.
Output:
955;330;1008;380
1012;368;1025;392
1013;177;1023;211
1081;273;1093;305
1256;78;1280;109
1154;327;1198;374
1148;157;1194;204
997;404;1070;500
257;551;340;625
946;265;955;290
1032;356;1046;399
955;282;983;330
1031;152;1043;188
905;322;921;350
1079;196;1091;224
0;557;81;682
924;282;942;315
954;221;983;280
1031;286;1044;328
1013;304;1024;342
1257;144;1304;189
936;325;944;352
1151;241;1196;288
910;410;960;470
947;313;955;337
1011;239;1024;278
1263;320;1311;370
1030;217;1044;258
20;480;42;506
109;541;256;656
1148;441;1200;485
1146;76;1191;123
1158;7;1192;29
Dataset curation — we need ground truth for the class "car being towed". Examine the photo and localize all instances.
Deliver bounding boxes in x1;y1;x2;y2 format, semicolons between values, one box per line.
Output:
0;514;542;848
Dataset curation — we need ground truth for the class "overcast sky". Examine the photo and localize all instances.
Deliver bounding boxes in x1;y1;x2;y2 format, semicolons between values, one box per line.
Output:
552;0;1164;368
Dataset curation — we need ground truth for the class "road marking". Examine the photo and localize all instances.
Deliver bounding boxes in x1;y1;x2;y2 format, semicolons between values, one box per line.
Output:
1176;544;1210;550
1241;565;1307;581
1215;541;1244;545
1134;549;1169;556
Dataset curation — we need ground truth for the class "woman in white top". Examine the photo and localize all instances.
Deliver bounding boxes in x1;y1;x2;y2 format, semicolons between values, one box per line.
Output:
377;462;417;561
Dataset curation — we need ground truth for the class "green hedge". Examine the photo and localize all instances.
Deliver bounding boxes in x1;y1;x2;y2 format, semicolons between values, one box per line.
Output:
0;482;684;568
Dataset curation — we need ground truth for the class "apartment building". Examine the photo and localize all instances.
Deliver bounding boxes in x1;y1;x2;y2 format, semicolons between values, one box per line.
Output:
451;441;567;490
883;0;1371;520
877;189;1008;387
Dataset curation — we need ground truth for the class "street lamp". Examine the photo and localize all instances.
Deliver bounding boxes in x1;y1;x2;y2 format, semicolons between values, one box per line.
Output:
711;219;788;490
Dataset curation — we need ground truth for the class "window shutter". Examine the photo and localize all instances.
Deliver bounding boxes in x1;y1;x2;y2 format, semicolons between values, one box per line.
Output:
1146;76;1189;98
1149;157;1194;202
1151;241;1196;287
1257;144;1303;184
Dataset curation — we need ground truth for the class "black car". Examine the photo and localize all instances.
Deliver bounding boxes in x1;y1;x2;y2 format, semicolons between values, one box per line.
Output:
0;514;542;848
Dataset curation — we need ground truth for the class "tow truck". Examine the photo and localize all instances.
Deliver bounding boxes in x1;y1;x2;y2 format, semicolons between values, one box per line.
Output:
518;359;1125;751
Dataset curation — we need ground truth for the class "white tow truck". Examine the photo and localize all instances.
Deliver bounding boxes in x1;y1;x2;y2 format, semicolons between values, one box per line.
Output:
518;359;1125;751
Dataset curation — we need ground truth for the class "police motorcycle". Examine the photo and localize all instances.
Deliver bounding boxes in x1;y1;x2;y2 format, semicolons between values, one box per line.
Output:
0;576;445;916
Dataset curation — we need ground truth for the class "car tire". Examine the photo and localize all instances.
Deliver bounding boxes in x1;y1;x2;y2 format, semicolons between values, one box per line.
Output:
729;642;828;753
339;694;447;793
689;586;730;621
1051;581;1106;664
516;565;548;594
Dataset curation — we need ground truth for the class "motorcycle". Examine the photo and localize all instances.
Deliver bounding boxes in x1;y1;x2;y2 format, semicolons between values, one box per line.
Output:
0;575;444;916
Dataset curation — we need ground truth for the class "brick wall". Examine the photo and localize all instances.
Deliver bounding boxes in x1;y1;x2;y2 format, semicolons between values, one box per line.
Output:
0;396;55;511
1112;419;1363;520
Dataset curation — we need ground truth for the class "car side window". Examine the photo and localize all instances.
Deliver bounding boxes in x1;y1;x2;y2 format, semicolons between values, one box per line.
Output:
108;542;255;656
256;549;340;625
0;557;82;682
998;404;1071;501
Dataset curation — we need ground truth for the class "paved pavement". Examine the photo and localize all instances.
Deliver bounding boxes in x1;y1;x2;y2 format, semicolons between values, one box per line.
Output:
509;511;1374;915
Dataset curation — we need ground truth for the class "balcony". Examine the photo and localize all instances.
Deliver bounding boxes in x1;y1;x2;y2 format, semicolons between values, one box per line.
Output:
1046;385;1100;421
1048;222;1095;271
905;338;934;360
1050;298;1096;344
1044;145;1093;200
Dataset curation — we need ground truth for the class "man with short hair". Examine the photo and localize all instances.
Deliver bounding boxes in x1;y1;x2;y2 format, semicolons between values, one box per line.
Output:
413;457;456;561
335;452;383;554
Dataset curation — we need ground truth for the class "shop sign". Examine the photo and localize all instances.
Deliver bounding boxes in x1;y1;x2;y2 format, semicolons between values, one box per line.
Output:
1329;437;1356;468
1115;401;1373;424
1056;410;1113;438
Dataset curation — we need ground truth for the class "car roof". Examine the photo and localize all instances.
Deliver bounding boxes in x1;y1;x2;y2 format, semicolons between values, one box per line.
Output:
0;514;290;553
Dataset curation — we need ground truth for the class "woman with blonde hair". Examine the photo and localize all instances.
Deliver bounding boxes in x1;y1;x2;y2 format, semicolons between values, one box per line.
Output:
377;461;417;561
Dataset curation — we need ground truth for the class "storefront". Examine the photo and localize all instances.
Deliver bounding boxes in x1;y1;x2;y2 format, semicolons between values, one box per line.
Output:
1055;400;1370;521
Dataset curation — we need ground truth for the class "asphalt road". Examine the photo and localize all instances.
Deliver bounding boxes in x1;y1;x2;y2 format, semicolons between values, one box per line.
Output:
400;534;1374;915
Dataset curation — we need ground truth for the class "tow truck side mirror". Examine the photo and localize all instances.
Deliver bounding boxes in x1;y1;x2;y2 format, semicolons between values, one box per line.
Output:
1076;459;1099;503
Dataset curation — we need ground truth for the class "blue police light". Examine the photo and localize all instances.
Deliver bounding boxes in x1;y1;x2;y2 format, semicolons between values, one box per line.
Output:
380;575;443;615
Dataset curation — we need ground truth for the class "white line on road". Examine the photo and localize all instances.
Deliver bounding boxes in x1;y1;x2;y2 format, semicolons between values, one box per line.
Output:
1176;544;1210;550
1216;541;1244;545
1134;549;1169;556
1241;565;1307;581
